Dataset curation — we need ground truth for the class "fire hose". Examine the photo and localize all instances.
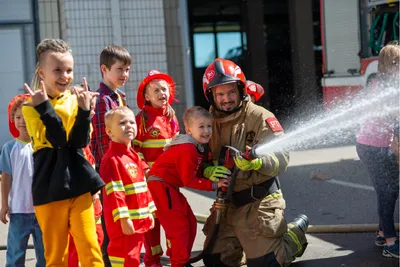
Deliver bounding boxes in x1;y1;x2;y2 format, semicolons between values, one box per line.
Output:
189;145;259;264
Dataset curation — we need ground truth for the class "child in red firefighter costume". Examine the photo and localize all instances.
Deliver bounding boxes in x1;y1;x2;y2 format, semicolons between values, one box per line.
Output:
147;106;229;267
100;106;156;267
134;70;180;267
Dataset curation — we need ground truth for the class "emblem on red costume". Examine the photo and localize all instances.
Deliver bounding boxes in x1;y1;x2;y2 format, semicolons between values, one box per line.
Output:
150;127;161;138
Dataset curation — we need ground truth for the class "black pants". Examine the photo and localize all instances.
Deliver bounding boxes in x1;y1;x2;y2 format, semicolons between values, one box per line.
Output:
356;143;399;238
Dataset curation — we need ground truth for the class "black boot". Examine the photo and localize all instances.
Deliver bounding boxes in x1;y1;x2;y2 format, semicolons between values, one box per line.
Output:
292;214;309;233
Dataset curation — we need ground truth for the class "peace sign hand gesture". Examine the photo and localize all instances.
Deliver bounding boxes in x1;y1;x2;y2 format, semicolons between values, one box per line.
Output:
24;81;48;107
73;77;99;111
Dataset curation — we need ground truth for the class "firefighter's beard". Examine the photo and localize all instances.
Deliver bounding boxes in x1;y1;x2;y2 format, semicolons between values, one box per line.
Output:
219;101;236;111
213;100;242;115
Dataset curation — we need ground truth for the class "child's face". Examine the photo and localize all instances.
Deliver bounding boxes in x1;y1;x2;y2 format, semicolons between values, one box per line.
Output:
38;51;74;97
101;60;130;90
13;108;28;136
106;112;137;146
145;80;170;109
185;117;213;144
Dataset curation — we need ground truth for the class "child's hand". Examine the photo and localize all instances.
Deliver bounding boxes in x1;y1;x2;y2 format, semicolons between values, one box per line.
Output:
74;77;99;111
120;218;135;235
0;205;10;224
24;81;48;107
149;214;155;230
217;179;229;189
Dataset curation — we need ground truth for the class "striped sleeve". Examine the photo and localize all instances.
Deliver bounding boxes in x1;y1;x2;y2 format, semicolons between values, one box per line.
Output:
101;157;129;222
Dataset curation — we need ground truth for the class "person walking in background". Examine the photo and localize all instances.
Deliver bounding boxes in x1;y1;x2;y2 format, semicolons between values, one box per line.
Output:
356;43;400;258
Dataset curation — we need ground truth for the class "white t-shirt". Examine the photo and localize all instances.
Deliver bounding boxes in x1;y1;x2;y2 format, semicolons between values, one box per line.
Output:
0;139;34;213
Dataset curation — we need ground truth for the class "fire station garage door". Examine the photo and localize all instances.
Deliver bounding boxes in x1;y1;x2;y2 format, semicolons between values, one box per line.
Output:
0;28;24;147
323;0;361;76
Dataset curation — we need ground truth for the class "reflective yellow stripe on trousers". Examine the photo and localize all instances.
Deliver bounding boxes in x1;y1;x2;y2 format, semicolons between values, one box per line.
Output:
109;256;124;267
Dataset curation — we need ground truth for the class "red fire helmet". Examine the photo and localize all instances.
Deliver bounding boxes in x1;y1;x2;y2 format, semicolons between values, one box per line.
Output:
202;58;246;102
246;80;265;102
136;70;176;110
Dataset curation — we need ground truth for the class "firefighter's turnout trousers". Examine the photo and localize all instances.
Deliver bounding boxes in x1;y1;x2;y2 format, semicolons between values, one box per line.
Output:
203;192;307;267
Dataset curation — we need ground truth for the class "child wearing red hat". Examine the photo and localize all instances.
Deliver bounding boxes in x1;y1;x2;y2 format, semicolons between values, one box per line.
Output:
0;94;46;266
134;70;180;267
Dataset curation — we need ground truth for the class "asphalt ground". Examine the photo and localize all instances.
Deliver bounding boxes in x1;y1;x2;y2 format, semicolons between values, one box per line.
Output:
0;145;398;266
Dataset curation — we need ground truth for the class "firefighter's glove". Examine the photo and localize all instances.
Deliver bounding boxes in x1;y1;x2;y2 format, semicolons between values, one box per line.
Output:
203;166;232;182
234;155;263;171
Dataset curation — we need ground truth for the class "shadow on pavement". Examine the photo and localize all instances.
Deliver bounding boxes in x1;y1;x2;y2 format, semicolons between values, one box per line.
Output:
293;233;399;267
185;156;399;267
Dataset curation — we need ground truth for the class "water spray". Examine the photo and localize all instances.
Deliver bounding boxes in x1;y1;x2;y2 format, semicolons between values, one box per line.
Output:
255;84;399;155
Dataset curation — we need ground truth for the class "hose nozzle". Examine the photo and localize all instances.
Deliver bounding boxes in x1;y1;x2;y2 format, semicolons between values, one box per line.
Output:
243;144;261;160
223;144;262;161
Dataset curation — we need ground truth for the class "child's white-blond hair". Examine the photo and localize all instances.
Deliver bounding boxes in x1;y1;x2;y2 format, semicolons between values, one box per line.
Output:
105;106;135;129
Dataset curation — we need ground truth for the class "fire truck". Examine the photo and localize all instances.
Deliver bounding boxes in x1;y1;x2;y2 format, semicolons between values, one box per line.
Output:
320;0;399;109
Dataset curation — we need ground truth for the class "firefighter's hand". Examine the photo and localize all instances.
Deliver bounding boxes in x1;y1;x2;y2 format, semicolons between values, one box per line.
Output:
234;156;262;171
120;218;135;235
204;166;232;181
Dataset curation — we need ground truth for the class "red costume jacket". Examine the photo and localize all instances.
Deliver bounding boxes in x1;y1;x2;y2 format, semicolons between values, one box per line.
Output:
100;141;155;239
134;105;180;167
149;135;216;191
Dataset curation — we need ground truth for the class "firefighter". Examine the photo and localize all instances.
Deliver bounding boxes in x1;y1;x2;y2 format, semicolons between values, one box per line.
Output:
201;58;309;267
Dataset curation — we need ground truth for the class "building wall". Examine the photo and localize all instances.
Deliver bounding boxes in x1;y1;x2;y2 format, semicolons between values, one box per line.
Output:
38;0;61;39
0;0;36;146
163;0;188;123
37;0;173;114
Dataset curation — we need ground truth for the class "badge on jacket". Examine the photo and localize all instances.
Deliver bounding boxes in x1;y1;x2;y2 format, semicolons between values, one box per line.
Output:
266;117;283;132
246;131;256;145
150;127;161;138
126;163;138;178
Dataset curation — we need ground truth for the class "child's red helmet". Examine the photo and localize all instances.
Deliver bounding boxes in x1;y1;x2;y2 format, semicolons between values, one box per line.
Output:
136;70;176;110
246;80;265;102
8;94;30;138
202;58;246;103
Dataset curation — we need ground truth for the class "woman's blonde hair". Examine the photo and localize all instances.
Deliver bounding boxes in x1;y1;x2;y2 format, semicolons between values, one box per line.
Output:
378;42;400;74
31;39;72;91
